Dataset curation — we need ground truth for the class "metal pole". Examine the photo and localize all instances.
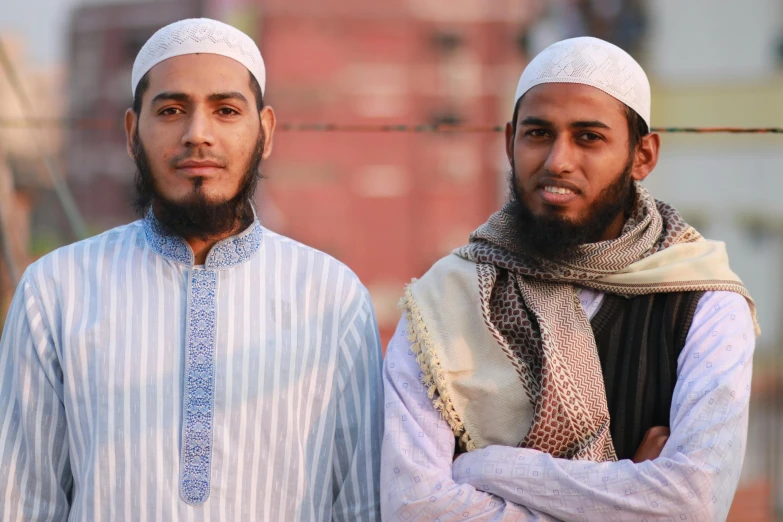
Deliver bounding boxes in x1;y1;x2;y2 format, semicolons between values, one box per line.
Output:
0;146;21;286
0;37;88;241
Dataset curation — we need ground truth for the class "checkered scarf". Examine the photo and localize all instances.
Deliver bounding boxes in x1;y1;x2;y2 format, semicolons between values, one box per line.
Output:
453;182;753;461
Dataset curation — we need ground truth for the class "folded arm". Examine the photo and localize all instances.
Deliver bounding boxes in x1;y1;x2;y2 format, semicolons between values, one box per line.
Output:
452;291;755;521
380;316;556;521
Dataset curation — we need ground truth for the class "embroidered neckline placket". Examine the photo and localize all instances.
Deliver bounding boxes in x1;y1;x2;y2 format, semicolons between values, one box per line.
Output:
142;210;264;505
180;267;218;505
142;209;264;271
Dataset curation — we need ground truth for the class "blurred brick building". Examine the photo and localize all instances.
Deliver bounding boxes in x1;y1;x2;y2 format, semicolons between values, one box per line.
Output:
0;36;60;324
237;0;534;339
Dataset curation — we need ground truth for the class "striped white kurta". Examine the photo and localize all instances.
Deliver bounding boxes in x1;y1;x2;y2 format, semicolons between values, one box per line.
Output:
0;213;383;521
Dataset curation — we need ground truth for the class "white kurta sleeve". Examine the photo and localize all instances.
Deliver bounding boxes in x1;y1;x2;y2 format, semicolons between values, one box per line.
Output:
331;289;384;521
0;271;72;521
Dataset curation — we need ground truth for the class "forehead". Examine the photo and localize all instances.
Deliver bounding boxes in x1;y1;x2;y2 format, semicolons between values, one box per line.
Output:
518;83;626;124
144;53;251;98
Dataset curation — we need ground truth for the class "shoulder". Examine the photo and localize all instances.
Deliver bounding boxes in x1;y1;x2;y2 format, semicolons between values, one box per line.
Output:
261;226;365;287
418;253;476;282
23;221;143;289
259;226;372;321
10;222;142;332
409;253;477;300
406;253;481;328
678;291;755;374
690;291;753;338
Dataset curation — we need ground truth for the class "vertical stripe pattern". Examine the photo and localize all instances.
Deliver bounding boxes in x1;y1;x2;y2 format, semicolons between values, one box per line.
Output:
0;217;383;521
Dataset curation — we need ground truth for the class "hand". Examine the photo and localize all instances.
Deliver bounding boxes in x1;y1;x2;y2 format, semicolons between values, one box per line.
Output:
632;426;670;463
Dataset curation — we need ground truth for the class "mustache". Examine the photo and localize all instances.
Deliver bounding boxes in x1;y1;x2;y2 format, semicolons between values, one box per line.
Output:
167;148;229;169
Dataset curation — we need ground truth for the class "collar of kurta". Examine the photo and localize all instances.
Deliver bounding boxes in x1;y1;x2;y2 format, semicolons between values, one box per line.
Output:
142;208;264;269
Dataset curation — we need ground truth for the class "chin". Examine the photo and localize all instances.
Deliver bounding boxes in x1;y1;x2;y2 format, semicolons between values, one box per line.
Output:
539;209;586;227
537;205;577;219
162;191;198;205
182;182;231;201
199;189;236;204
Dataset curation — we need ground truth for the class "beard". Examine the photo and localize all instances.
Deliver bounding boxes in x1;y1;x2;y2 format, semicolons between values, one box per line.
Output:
506;156;636;260
132;129;265;241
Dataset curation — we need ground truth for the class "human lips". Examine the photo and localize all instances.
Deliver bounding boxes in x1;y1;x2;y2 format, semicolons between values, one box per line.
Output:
175;159;225;175
537;179;580;205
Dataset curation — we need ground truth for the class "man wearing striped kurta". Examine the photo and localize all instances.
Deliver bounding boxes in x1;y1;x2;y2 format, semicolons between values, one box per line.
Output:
0;19;382;521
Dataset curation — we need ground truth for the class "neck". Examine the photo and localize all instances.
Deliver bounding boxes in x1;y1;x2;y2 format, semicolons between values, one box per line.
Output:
186;237;221;265
185;221;248;265
598;213;628;242
147;200;256;265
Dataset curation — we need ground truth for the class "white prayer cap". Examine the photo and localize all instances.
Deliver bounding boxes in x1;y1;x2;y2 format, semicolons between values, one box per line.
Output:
131;18;265;97
514;36;651;129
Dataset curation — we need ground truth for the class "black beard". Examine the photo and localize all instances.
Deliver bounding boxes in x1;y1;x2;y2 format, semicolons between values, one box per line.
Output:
132;129;265;241
506;158;636;260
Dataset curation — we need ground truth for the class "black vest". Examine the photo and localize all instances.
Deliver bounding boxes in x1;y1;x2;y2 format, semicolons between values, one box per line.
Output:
590;291;704;460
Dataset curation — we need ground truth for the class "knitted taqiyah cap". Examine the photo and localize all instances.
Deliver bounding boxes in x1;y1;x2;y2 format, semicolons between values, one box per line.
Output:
514;36;650;128
131;18;265;97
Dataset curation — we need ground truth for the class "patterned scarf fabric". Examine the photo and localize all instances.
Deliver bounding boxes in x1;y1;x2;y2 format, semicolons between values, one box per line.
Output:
453;183;752;462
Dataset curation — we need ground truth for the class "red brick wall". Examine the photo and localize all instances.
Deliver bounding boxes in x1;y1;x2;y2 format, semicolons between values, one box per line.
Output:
258;4;526;345
727;481;773;522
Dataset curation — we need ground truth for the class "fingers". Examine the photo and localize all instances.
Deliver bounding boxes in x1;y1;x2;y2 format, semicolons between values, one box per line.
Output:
632;426;670;463
645;426;670;439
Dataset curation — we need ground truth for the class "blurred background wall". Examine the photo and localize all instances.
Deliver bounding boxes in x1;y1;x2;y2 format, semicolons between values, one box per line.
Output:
1;0;782;518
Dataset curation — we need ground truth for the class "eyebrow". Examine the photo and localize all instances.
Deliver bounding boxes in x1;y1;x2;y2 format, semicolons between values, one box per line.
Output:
149;91;249;105
519;116;611;130
207;91;248;104
571;120;611;130
150;91;191;105
519;117;552;127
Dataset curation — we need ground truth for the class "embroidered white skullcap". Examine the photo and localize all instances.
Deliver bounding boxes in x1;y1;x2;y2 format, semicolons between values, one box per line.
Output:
515;36;651;129
131;18;265;97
